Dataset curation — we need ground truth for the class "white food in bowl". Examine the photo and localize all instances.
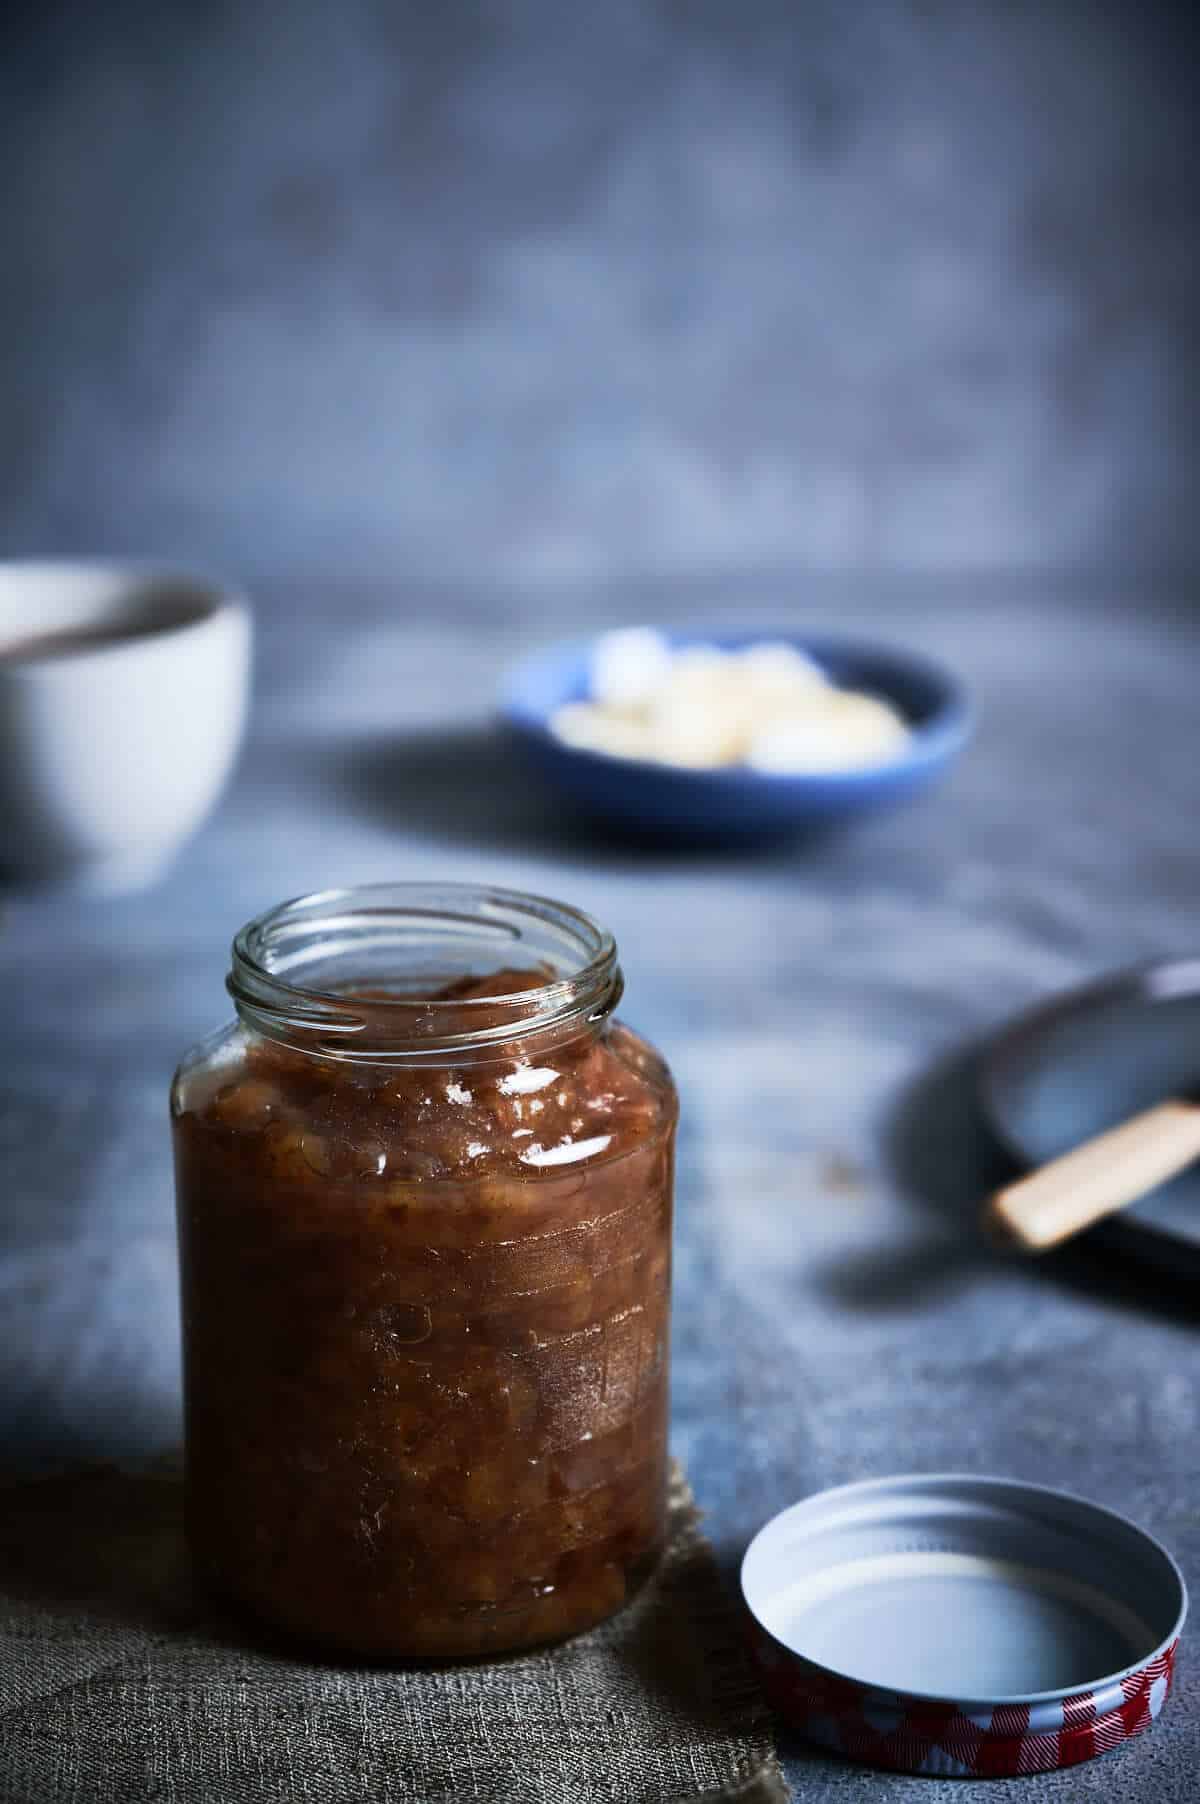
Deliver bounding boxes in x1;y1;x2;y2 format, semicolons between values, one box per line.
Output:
746;693;911;773
589;626;675;707
549;631;911;774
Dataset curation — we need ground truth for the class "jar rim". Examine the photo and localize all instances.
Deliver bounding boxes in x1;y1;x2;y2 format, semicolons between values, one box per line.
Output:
227;882;623;1062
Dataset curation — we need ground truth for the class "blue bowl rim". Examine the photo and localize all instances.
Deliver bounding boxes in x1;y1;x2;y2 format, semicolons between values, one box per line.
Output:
501;627;974;789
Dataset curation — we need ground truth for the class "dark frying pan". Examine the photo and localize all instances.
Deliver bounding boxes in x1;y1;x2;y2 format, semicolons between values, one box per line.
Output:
980;958;1200;1279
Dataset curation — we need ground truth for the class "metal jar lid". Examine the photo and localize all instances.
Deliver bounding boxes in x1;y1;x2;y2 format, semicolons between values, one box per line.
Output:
741;1474;1186;1778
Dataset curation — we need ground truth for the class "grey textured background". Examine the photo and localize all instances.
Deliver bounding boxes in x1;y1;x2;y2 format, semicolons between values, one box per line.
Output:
2;0;1198;587
2;4;1200;1799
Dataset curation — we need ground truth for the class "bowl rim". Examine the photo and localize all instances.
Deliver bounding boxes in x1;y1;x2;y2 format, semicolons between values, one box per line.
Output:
0;558;250;674
501;626;973;785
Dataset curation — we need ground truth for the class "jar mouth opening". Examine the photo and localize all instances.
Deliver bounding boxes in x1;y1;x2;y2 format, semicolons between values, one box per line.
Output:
227;882;622;1062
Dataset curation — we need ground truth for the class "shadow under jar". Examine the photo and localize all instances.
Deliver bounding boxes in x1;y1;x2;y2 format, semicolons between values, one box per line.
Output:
171;884;676;1658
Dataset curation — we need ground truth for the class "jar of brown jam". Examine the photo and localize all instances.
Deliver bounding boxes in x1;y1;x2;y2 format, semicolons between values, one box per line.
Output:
171;883;676;1658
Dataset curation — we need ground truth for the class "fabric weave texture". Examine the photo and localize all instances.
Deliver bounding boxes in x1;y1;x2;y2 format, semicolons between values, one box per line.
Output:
0;1460;787;1804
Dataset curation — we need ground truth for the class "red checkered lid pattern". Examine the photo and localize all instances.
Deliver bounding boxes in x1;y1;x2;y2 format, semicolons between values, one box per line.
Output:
751;1625;1179;1777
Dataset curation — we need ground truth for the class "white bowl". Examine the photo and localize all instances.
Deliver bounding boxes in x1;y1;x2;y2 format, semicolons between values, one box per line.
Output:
0;562;251;893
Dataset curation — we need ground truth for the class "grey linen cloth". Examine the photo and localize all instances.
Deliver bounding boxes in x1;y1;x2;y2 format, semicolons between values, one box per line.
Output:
0;1460;788;1804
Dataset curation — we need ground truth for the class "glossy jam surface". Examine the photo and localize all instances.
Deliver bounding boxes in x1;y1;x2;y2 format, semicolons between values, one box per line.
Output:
173;969;676;1657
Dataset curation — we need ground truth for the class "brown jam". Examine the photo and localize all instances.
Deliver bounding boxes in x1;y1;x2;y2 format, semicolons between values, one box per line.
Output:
173;967;676;1658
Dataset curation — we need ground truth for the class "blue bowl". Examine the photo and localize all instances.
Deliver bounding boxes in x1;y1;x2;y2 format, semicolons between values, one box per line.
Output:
501;629;973;841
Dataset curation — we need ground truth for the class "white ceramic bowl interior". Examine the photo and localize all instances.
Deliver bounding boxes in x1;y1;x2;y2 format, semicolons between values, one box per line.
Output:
0;562;252;892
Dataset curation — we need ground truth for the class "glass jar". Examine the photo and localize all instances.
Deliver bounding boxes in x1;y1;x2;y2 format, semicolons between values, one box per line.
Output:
171;883;676;1658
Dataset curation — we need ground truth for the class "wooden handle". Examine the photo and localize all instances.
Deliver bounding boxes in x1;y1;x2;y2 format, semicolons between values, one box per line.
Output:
985;1098;1200;1253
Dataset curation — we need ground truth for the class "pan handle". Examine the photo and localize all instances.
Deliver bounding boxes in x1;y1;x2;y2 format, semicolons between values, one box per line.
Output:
984;1100;1200;1253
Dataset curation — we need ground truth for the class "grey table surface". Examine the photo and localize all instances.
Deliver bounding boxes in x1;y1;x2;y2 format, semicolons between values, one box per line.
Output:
1;572;1197;1802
